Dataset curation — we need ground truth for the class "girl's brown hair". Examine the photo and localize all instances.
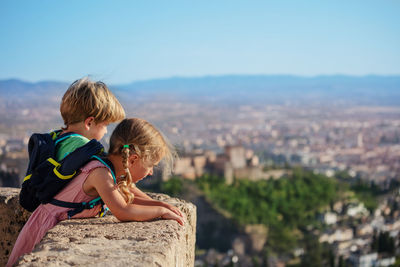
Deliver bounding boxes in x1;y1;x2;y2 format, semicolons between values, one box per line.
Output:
109;118;175;203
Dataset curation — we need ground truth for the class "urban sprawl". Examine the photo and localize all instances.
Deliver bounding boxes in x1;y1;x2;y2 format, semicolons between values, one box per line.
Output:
1;101;400;266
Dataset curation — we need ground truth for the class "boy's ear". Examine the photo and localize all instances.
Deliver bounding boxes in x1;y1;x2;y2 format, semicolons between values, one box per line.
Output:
84;117;95;130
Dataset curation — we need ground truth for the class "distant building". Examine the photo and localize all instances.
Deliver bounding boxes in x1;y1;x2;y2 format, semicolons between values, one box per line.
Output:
174;156;196;180
319;228;354;244
357;133;364;148
348;252;395;267
346;202;369;217
376;256;396;267
172;145;289;183
333;201;344;213
319;212;338;225
193;155;207;177
349;252;377;267
225;146;246;169
356;224;374;237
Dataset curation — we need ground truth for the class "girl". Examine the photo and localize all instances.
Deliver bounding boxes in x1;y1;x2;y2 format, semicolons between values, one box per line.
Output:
8;118;184;267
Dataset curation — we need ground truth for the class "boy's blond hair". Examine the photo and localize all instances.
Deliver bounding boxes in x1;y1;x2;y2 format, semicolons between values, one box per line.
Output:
60;77;125;127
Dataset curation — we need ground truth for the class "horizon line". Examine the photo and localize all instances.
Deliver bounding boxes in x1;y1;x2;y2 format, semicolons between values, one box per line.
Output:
1;73;400;86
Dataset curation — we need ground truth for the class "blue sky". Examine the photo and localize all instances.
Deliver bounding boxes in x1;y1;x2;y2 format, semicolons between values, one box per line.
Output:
0;1;399;84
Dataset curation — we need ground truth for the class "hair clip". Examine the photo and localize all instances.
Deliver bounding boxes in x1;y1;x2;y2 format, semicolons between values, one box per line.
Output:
123;145;130;148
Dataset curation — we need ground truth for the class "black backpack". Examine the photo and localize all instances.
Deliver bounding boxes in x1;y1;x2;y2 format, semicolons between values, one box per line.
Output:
19;131;108;217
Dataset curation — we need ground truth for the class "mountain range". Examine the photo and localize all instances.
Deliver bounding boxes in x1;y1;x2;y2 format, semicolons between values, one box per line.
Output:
1;75;399;106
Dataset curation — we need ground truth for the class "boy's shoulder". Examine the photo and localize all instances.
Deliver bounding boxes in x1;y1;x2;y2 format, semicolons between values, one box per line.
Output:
56;134;91;161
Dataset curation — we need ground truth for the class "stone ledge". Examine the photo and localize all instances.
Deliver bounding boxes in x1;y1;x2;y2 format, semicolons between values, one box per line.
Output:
0;187;31;267
0;188;196;267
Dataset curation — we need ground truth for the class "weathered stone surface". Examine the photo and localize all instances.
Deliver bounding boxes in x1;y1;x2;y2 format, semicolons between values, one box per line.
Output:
0;188;196;267
0;187;31;267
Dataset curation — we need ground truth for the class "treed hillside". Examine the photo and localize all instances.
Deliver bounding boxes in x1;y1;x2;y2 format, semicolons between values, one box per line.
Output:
159;168;381;257
195;169;340;254
196;169;338;228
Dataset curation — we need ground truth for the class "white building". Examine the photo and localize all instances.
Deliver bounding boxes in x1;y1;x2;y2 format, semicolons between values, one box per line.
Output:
320;212;338;225
349;252;377;267
319;228;353;244
347;202;369;217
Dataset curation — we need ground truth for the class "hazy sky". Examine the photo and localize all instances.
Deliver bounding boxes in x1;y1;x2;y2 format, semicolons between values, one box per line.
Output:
1;1;399;84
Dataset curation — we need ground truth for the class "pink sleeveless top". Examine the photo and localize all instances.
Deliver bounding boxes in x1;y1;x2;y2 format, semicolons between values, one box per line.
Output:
7;160;108;267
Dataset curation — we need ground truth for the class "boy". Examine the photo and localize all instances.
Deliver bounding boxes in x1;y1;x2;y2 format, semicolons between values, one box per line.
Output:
19;77;125;212
56;77;125;159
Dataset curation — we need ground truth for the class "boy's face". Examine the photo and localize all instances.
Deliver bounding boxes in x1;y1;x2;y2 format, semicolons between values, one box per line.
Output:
87;121;109;140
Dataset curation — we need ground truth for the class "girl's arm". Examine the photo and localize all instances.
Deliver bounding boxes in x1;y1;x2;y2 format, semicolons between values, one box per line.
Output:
130;186;153;200
84;168;184;225
132;196;184;217
130;186;183;217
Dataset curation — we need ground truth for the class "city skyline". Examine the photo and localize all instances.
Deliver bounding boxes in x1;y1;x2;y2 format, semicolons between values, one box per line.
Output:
1;1;399;84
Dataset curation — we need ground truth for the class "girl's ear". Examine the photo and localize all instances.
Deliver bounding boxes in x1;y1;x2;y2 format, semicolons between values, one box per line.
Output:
84;117;95;130
129;154;139;166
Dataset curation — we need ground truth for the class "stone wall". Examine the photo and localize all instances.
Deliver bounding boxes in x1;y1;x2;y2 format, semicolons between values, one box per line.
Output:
0;187;31;266
0;188;196;267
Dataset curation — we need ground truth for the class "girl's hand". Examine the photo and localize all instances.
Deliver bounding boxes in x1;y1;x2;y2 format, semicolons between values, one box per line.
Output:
161;208;185;226
163;202;184;218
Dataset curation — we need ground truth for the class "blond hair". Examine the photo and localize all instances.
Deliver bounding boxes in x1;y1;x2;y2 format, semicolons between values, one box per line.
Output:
60;77;125;127
109;118;175;203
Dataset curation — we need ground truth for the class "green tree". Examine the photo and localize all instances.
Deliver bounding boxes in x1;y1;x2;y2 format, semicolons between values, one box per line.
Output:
196;168;341;255
300;234;322;267
160;176;183;196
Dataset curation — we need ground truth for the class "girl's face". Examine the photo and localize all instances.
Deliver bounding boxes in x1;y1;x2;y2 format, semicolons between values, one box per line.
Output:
130;156;159;183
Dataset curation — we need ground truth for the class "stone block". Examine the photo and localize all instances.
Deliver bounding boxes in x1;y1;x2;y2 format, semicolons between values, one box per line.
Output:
0;187;31;266
0;188;196;267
